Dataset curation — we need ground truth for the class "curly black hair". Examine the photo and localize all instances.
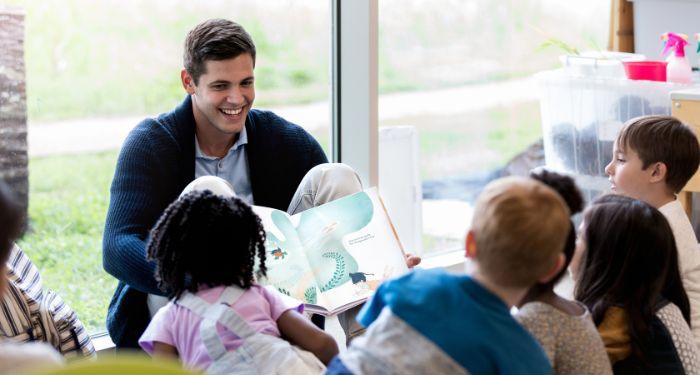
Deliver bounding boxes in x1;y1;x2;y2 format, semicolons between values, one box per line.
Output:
146;190;267;300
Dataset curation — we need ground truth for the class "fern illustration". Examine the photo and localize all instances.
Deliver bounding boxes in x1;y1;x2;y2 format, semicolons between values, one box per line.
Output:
304;287;317;304
277;288;291;296
319;252;346;292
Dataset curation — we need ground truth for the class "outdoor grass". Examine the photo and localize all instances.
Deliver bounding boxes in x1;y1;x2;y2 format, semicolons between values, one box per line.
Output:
18;151;118;334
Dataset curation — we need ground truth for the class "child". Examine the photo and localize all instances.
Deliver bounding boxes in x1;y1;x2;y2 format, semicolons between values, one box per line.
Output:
327;176;571;374
138;190;338;373
605;115;700;347
572;194;700;373
0;181;64;373
516;169;612;375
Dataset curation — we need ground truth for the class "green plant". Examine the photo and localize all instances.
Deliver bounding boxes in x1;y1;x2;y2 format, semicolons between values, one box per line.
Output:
538;37;580;55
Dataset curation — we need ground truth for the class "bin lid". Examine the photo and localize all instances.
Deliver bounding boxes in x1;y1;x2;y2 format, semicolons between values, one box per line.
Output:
671;88;700;101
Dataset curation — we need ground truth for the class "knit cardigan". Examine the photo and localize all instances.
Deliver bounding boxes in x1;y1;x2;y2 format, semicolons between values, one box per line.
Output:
102;96;327;347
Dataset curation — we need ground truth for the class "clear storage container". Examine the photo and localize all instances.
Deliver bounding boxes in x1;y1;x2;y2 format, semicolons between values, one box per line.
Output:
537;69;695;194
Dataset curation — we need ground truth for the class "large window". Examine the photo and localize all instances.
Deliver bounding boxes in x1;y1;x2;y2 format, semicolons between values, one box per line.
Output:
377;0;610;254
2;0;612;337
6;0;331;334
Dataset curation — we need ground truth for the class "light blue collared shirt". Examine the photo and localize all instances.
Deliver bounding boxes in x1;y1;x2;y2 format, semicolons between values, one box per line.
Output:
194;127;253;204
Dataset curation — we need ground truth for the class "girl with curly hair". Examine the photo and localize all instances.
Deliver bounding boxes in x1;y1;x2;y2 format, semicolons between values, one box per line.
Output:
138;189;337;373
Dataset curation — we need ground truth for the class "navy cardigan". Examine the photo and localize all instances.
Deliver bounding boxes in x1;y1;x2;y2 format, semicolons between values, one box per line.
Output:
102;96;327;347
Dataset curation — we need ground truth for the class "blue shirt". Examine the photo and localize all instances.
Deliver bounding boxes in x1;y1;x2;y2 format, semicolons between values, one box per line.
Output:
358;269;552;375
194;128;253;204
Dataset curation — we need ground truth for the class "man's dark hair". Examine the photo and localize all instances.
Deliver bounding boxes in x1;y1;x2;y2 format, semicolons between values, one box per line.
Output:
183;18;256;85
617;115;700;193
146;190;267;300
0;181;25;264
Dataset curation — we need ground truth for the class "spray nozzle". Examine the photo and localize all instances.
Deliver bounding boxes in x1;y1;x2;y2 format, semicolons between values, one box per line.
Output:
661;32;689;57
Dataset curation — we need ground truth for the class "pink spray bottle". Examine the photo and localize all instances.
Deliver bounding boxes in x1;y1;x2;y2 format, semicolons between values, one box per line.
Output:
662;32;692;84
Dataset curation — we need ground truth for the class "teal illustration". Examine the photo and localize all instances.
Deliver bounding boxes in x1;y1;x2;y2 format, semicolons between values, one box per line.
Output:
264;192;374;304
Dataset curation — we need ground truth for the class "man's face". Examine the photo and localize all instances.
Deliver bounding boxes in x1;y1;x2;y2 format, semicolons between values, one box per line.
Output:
604;143;653;200
182;53;255;138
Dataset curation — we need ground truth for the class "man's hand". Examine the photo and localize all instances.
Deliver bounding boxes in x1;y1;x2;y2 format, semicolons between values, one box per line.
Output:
405;253;421;269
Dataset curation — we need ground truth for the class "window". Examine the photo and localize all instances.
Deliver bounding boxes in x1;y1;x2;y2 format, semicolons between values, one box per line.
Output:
377;0;610;254
3;0;611;337
10;0;330;334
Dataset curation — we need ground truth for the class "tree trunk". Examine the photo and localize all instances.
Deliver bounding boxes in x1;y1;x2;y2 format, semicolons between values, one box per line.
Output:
0;7;28;214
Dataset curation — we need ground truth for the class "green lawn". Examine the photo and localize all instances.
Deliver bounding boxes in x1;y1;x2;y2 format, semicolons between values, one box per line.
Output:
18;151;118;333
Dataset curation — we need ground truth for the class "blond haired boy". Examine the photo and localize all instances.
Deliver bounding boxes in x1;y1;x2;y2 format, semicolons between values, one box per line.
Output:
606;115;700;347
326;177;570;375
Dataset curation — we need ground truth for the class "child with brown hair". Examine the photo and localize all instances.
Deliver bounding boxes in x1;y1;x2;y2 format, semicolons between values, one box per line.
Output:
327;176;571;374
605;115;700;347
573;194;700;373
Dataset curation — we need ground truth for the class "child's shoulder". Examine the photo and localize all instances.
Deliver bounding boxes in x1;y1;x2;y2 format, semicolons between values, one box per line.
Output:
517;301;593;334
658;199;698;255
378;269;476;313
382;269;464;297
392;268;459;286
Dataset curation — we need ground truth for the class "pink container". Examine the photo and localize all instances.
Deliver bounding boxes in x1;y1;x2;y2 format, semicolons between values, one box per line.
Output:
622;61;668;82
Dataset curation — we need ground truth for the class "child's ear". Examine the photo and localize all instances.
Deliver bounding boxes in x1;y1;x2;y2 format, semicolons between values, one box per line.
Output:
465;231;477;259
649;162;668;183
538;253;565;283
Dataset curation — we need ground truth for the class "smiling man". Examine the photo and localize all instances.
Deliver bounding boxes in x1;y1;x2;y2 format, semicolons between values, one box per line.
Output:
102;19;330;349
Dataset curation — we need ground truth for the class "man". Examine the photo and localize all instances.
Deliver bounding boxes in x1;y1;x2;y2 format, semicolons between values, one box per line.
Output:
103;19;329;348
103;18;417;349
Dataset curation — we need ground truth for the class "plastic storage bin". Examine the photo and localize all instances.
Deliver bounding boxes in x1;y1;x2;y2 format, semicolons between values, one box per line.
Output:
537;69;694;195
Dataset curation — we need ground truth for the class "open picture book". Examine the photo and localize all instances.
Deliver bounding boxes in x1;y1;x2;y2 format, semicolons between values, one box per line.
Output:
253;188;408;316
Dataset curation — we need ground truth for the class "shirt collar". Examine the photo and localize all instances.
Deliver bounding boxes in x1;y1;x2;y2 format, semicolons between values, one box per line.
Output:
195;127;248;159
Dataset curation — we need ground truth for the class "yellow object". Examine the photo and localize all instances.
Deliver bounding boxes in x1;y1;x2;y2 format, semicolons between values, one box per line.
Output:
30;356;201;375
597;306;631;364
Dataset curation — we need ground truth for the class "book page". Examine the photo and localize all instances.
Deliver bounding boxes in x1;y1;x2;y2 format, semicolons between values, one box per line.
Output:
293;188;409;314
253;206;321;305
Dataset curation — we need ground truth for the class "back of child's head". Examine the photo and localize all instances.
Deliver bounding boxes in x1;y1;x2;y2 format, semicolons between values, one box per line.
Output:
575;194;690;350
0;180;24;264
146;190;267;300
616;115;700;193
470;176;570;289
528;168;583;290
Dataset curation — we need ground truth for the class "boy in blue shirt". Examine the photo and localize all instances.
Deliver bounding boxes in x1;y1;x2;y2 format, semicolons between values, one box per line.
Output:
327;176;570;374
